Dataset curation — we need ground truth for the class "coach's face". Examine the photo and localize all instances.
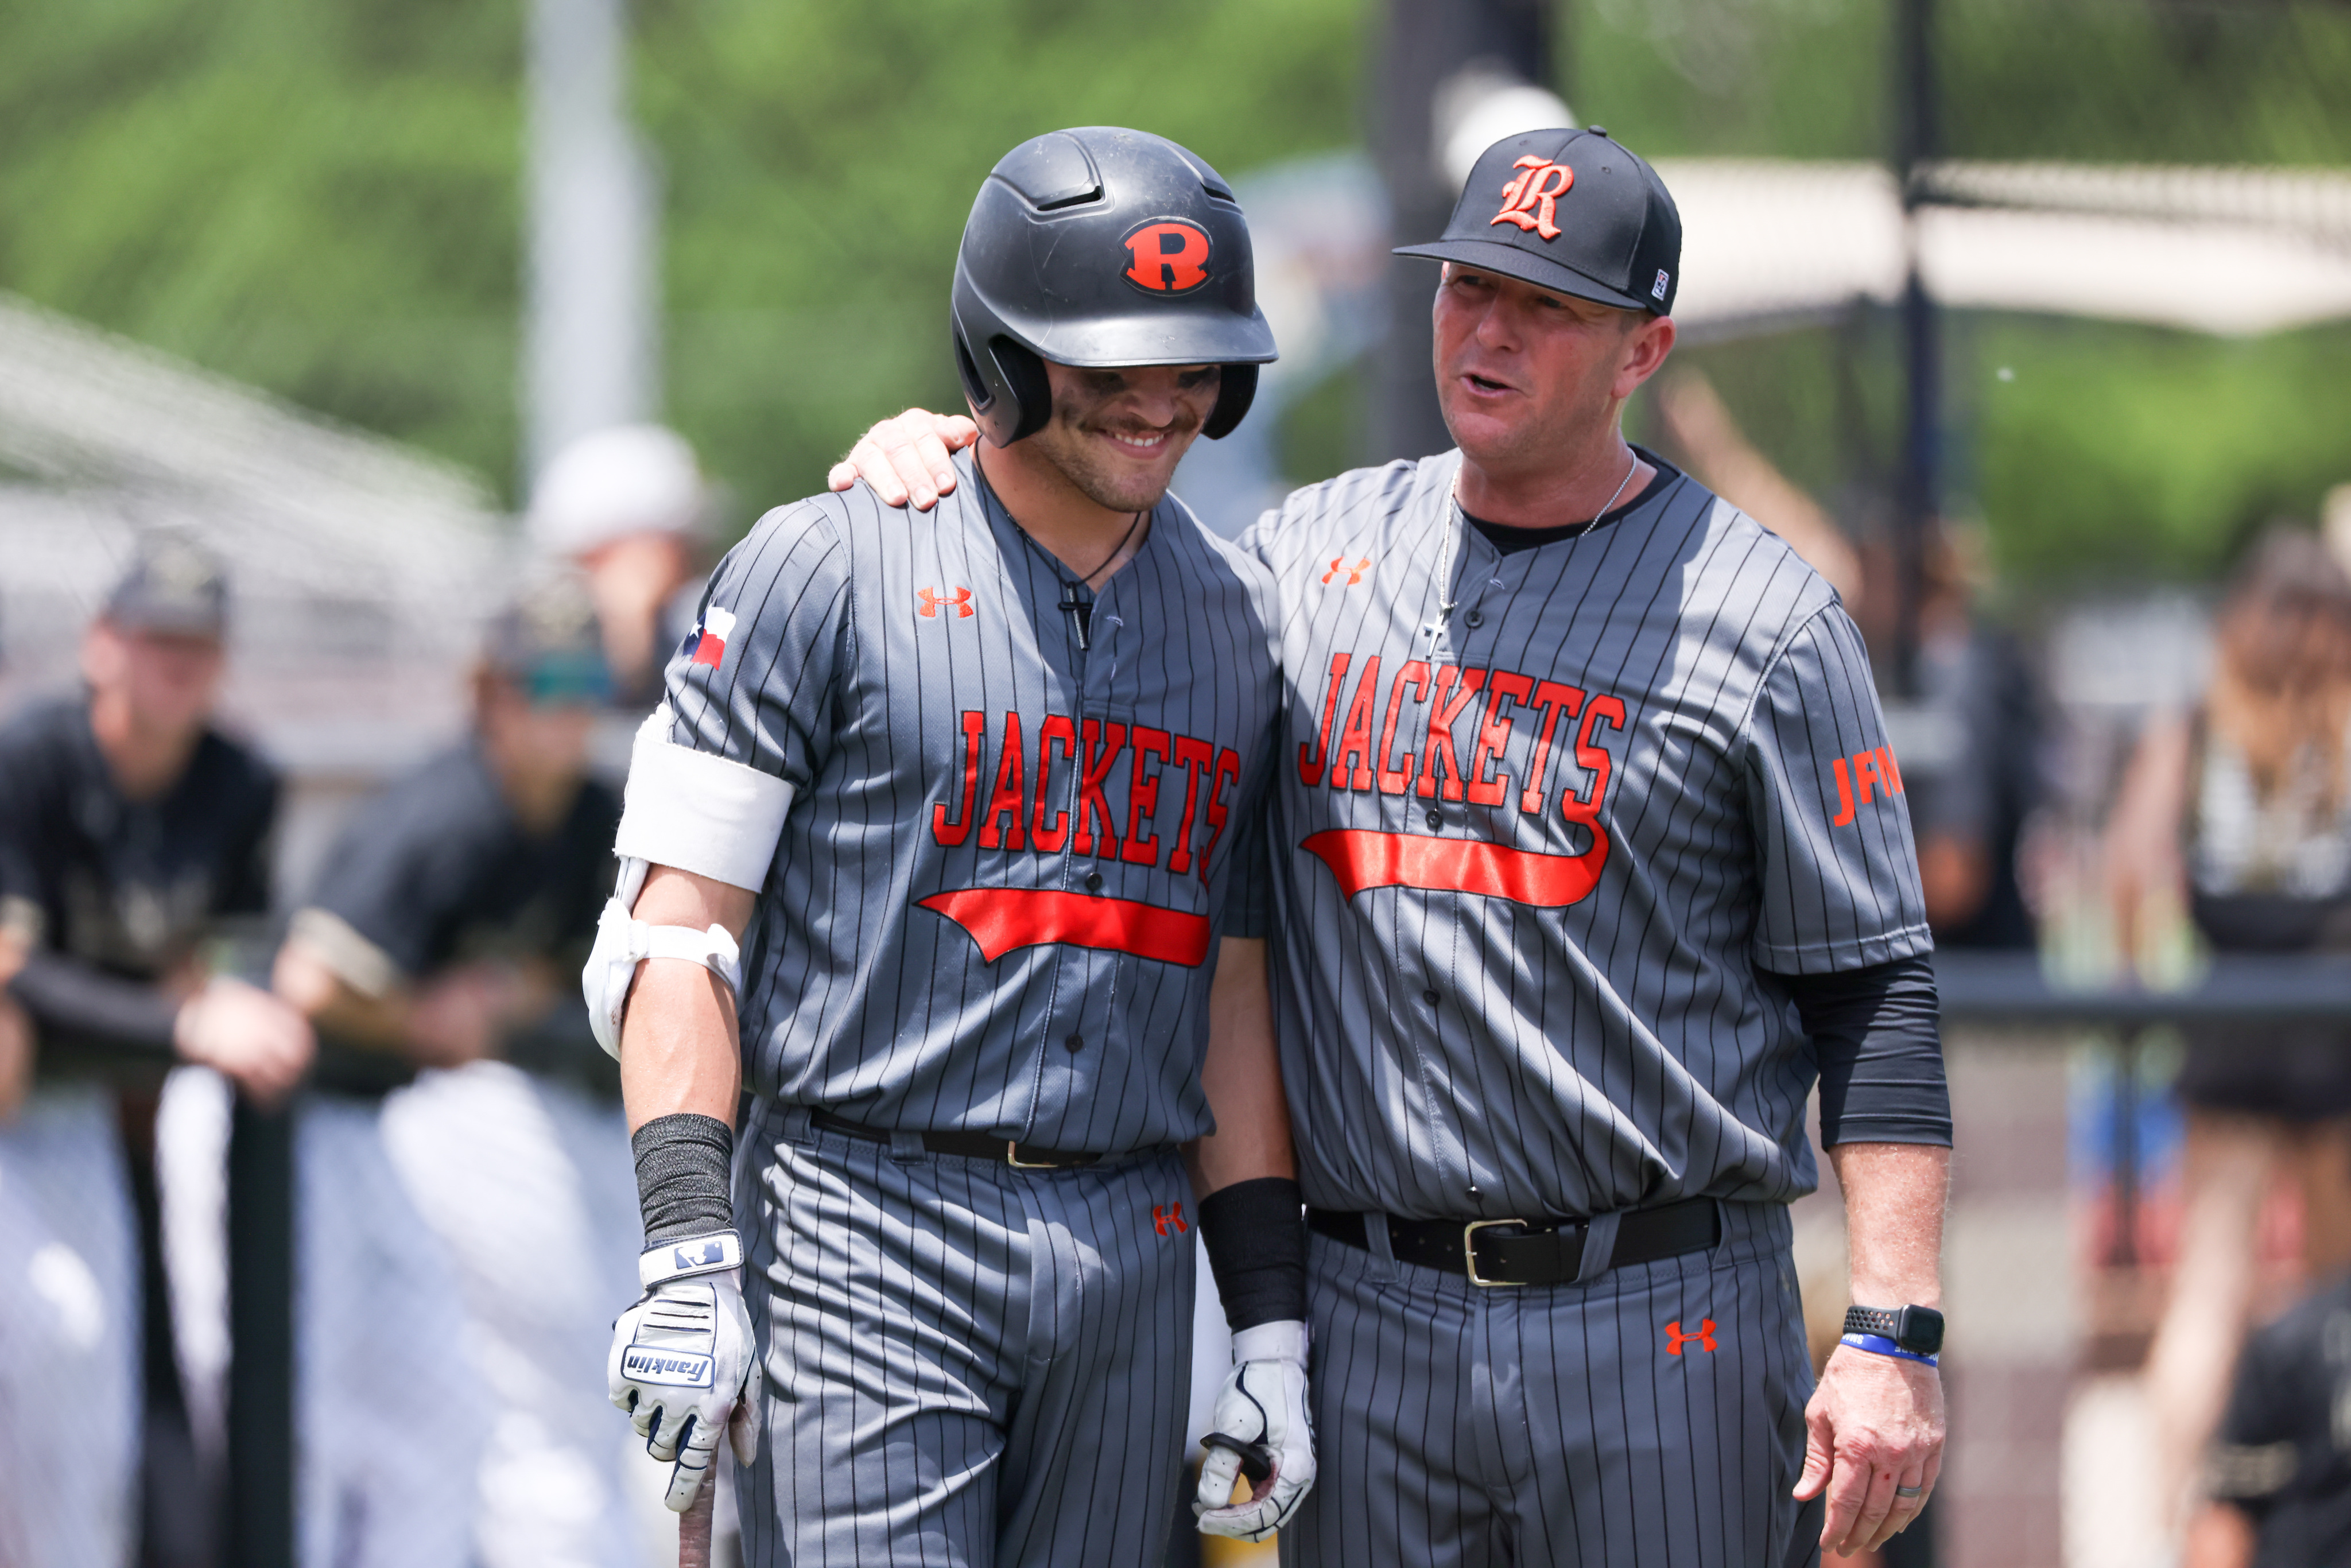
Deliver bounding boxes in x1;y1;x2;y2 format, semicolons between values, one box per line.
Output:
1434;263;1674;473
1026;360;1221;513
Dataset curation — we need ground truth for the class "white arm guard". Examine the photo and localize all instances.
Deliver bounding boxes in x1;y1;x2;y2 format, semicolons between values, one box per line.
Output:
583;708;796;1059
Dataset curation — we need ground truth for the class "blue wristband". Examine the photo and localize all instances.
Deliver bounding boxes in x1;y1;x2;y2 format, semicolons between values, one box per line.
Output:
1841;1332;1939;1367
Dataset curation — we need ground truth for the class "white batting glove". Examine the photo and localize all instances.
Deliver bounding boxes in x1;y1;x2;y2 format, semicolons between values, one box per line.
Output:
608;1231;763;1511
1195;1319;1316;1540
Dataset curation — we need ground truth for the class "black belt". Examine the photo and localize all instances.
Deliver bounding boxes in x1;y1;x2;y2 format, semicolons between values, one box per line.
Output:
1308;1198;1722;1286
809;1109;1106;1170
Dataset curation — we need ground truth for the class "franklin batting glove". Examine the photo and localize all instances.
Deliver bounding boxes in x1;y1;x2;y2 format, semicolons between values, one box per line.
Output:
608;1230;763;1511
1194;1319;1316;1540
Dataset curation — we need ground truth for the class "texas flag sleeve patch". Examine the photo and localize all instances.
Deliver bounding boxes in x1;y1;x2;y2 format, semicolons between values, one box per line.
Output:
689;606;737;670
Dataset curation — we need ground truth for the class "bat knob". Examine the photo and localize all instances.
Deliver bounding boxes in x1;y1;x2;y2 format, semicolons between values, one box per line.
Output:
1201;1430;1274;1488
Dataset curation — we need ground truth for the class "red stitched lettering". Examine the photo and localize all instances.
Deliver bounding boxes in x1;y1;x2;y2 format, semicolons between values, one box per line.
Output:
1031;716;1077;852
1330;655;1382;792
1520;680;1586;815
1468;672;1533;807
1123;726;1171;867
1418;667;1488;802
1166;736;1215;875
1377;660;1430;795
932;711;987;847
1074;719;1126;859
1298;653;1349;787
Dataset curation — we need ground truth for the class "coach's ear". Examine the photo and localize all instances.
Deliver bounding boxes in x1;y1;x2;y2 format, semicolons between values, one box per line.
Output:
825;410;980;511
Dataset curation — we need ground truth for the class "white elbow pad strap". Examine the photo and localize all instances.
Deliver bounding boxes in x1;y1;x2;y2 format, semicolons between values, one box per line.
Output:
584;856;745;1061
614;705;795;892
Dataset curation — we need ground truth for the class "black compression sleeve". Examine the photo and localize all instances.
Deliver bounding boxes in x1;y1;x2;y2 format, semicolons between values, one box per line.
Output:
1785;954;1952;1147
631;1113;735;1244
1196;1176;1307;1330
6;950;180;1058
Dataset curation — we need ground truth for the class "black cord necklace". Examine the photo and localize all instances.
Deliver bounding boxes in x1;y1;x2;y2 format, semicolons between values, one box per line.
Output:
973;461;1148;651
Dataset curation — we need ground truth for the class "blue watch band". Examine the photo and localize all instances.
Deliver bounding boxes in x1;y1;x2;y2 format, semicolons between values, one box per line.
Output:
1841;1331;1939;1367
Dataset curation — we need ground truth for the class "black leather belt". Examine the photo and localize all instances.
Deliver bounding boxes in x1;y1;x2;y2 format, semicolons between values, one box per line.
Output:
1308;1198;1721;1286
809;1109;1104;1170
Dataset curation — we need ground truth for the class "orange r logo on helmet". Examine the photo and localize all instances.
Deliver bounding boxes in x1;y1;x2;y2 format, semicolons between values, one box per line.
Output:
1123;220;1213;294
1492;157;1574;242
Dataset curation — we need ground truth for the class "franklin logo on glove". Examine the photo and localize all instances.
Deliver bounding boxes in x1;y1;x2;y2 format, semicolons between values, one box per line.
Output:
621;1347;717;1387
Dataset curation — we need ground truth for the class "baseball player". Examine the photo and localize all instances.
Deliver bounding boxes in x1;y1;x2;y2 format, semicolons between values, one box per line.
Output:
592;127;1317;1566
0;534;313;1568
270;575;641;1568
838;126;1954;1567
528;423;716;710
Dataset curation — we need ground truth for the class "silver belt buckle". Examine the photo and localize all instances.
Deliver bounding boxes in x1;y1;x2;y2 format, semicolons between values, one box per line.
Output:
1006;1140;1059;1170
1463;1218;1533;1287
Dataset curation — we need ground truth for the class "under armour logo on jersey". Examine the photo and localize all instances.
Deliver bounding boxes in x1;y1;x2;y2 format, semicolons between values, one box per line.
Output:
917;587;975;620
1830;747;1905;827
1492;157;1574;242
1321;557;1371;587
1665;1318;1717;1356
687;605;736;670
1153;1202;1189;1236
1122;219;1213;294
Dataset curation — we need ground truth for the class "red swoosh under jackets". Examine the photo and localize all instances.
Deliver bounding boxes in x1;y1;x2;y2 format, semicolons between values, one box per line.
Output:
918;888;1213;967
1299;830;1608;907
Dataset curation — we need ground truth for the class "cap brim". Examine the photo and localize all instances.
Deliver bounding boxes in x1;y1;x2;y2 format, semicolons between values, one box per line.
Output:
1394;238;1654;313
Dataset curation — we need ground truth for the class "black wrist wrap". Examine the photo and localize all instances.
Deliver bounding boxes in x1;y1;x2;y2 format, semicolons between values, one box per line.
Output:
1197;1176;1307;1331
632;1113;735;1244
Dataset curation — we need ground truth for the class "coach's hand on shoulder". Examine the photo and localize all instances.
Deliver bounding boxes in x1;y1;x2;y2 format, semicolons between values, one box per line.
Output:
1797;1341;1945;1557
174;976;315;1107
610;1231;763;1512
1195;1319;1316;1542
826;408;979;511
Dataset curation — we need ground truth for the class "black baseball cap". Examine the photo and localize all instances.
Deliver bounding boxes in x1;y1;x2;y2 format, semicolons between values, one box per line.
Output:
1395;126;1682;316
102;533;229;638
482;573;612;707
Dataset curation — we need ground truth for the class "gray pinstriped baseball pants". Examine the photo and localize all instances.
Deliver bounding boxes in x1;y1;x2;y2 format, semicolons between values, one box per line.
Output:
733;1104;1198;1568
1283;1200;1822;1568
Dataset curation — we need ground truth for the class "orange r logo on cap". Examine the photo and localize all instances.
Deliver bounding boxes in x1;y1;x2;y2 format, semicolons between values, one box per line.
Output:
1123;221;1213;294
1492;157;1574;242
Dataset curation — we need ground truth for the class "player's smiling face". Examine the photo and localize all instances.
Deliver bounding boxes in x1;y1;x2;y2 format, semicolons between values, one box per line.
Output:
1027;361;1221;513
1433;264;1669;474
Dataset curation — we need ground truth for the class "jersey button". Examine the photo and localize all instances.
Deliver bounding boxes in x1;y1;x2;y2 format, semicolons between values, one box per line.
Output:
1465;610;1484;628
1065;1033;1085;1053
1085;872;1104;892
1421;989;1440;1006
1425;808;1442;830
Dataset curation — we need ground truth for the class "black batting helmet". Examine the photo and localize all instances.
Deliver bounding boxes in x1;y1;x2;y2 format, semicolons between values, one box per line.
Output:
951;127;1278;447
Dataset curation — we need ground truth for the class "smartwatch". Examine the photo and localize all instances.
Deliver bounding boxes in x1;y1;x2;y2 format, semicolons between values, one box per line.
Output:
1842;1304;1944;1358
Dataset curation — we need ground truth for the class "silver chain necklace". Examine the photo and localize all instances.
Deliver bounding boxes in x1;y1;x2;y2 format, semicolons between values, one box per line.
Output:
1425;446;1640;660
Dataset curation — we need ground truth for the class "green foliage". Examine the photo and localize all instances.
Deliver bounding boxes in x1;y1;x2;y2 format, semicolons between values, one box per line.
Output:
1;0;2344;588
1969;316;2351;584
641;0;1367;528
0;0;523;484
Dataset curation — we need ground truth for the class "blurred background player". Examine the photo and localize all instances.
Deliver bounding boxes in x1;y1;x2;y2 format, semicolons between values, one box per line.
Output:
0;534;313;1568
527;424;716;712
271;573;640;1568
2185;1266;2351;1568
2107;527;2351;1540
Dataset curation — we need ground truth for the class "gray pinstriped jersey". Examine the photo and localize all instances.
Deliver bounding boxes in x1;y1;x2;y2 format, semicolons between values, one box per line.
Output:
659;448;1279;1153
1243;449;1930;1221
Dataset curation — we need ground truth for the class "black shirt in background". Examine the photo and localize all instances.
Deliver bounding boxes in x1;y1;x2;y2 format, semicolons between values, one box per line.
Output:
294;742;620;1093
2211;1272;2351;1566
0;697;278;1077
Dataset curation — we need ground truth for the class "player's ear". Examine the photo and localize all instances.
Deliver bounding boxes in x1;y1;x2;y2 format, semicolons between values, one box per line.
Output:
1614;314;1677;401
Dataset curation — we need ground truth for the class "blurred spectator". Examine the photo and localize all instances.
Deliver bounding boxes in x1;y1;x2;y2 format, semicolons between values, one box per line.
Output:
1656;370;2043;945
269;572;642;1568
527;424;715;709
2106;527;2351;1539
0;533;314;1568
1902;522;2044;948
2183;1269;2351;1568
